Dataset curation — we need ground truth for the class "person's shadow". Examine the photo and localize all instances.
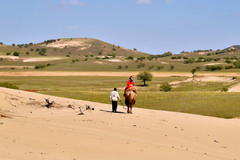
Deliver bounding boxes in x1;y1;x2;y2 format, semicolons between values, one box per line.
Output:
99;109;127;114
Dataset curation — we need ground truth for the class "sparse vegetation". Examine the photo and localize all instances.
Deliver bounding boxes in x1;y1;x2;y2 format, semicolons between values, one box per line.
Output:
160;82;172;92
0;82;19;89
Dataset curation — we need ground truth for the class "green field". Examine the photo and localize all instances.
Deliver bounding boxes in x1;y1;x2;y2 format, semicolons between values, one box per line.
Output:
1;76;240;119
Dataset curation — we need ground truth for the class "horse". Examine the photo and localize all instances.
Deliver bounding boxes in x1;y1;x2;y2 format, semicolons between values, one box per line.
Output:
124;86;137;114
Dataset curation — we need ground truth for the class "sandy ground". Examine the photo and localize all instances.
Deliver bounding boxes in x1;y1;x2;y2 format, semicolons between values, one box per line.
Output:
0;87;240;160
22;57;65;62
170;76;235;87
0;71;240;77
204;63;226;66
228;83;240;92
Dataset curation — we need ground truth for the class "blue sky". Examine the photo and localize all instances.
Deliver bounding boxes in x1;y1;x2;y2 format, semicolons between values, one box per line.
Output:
1;0;240;54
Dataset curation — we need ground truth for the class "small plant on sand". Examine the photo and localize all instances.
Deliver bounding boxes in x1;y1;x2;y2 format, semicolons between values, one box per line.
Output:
221;87;228;92
160;82;172;92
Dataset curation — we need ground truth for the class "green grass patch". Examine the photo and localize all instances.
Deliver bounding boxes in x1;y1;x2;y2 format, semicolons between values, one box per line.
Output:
0;76;239;118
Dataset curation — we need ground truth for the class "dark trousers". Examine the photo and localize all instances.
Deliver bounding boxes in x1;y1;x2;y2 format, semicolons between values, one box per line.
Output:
112;101;118;112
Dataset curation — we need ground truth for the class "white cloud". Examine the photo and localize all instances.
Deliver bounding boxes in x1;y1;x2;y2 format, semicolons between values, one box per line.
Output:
165;0;172;4
67;25;80;30
136;0;152;5
69;0;85;6
60;0;85;7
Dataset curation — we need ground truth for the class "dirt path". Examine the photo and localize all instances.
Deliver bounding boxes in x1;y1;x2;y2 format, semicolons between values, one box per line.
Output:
0;71;239;77
170;76;236;87
0;87;240;160
228;83;240;92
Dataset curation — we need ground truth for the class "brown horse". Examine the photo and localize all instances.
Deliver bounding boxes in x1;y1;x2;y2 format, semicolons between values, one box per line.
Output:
124;87;137;114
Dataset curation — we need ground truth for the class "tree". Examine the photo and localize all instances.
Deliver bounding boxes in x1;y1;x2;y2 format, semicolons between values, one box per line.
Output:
191;68;197;77
137;71;153;86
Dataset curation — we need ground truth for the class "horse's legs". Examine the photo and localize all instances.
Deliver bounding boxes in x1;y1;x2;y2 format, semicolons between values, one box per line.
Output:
130;103;133;114
127;106;129;113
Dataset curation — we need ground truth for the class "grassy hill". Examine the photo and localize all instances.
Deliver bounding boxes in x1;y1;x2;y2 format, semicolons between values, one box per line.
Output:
1;38;240;72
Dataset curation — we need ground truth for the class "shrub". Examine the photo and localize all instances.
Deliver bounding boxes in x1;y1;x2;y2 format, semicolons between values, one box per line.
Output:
205;65;223;71
72;59;79;63
126;56;134;60
225;59;232;64
148;65;155;70
170;65;174;70
234;60;240;68
103;56;110;59
160;82;172;92
221;87;228;92
117;65;122;69
6;52;11;55
13;52;20;56
107;53;116;58
137;62;145;68
98;50;103;55
35;64;46;69
225;65;233;69
184;58;195;64
137;57;145;61
156;66;164;70
124;65;128;69
0;82;19;89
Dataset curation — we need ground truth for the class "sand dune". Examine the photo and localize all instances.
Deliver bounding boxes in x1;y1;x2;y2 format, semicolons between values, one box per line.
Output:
0;87;240;160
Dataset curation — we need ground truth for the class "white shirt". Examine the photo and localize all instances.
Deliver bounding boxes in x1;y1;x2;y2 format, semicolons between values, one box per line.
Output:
110;91;121;101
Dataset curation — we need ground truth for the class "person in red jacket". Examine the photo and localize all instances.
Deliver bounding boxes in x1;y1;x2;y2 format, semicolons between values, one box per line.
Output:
125;76;135;91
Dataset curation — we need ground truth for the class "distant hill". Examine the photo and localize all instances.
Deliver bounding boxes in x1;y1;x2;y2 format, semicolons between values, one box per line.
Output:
0;38;240;72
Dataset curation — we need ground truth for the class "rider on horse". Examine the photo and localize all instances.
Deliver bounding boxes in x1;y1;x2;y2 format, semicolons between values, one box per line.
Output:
125;76;135;91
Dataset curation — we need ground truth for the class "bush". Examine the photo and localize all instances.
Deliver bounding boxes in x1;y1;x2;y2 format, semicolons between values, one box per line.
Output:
35;64;46;69
126;56;134;60
0;82;19;89
124;65;128;69
13;52;20;56
6;52;11;55
72;59;79;63
117;65;122;69
234;60;240;68
137;62;145;68
225;65;233;69
225;59;232;64
160;82;172;92
156;66;164;70
221;87;228;92
148;65;155;70
170;65;174;70
205;65;223;71
184;58;195;64
107;53;116;58
137;57;145;61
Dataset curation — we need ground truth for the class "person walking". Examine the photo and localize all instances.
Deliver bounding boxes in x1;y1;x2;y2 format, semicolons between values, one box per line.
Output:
110;88;121;112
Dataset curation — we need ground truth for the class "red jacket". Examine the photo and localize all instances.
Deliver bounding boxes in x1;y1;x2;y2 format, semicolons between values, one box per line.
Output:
126;79;135;90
